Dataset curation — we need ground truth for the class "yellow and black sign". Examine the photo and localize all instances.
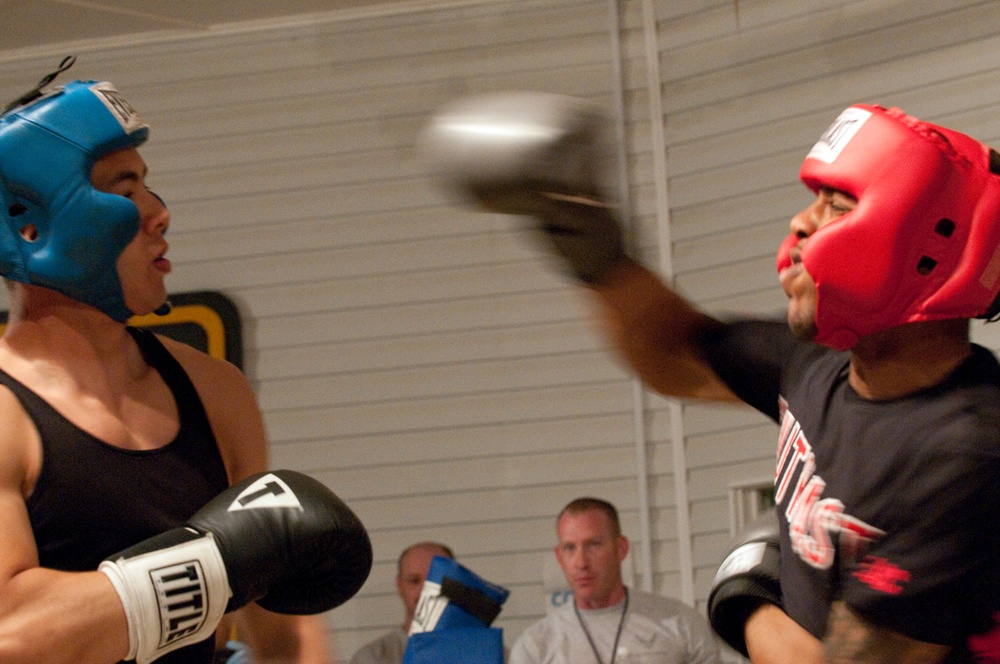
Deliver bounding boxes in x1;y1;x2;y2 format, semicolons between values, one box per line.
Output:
0;290;243;370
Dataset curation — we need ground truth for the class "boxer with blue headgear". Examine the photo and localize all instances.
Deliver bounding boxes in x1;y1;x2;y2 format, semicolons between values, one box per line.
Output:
0;60;356;664
0;57;168;321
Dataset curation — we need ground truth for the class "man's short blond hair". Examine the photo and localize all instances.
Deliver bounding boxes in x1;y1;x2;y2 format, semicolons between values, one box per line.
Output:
557;497;621;538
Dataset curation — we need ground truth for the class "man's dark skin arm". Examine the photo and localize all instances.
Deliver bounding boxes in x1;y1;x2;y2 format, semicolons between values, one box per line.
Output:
823;602;949;664
745;602;950;664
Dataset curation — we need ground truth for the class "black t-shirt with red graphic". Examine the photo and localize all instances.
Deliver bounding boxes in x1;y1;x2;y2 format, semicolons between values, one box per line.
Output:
700;319;1000;661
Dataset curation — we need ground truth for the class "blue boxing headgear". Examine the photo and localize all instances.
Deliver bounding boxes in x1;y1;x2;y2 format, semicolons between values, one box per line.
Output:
0;75;150;321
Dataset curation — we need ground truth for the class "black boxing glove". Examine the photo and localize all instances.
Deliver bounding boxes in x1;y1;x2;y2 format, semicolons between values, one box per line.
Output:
99;470;373;663
530;193;628;285
417;91;628;284
707;511;783;657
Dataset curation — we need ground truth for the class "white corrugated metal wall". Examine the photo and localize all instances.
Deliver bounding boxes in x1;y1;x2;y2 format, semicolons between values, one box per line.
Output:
0;0;998;659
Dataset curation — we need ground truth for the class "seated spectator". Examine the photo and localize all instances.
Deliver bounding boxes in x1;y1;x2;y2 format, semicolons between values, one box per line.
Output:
350;542;454;664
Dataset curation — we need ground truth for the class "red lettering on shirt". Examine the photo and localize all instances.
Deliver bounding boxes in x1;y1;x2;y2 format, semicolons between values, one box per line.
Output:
774;399;884;570
853;556;911;595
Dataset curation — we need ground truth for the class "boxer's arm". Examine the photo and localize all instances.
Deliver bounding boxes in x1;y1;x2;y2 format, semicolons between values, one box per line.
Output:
744;602;951;664
744;604;822;664
419;93;738;404
589;259;740;402
237;605;335;664
0;565;130;663
0;389;129;664
821;602;949;664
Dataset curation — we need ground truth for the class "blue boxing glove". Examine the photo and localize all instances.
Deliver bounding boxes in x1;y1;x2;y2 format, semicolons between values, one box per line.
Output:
404;557;509;664
100;470;372;663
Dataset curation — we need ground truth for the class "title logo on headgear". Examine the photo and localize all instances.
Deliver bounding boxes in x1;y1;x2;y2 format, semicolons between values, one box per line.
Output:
89;82;145;134
806;107;872;165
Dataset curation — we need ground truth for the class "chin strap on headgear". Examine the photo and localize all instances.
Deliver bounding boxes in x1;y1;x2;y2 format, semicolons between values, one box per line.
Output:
0;58;153;322
776;104;1000;350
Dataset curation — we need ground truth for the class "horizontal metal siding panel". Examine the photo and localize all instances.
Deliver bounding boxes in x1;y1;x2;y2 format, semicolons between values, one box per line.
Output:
265;380;635;441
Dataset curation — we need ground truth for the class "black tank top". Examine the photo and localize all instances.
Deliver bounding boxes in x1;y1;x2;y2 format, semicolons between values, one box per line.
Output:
8;327;229;664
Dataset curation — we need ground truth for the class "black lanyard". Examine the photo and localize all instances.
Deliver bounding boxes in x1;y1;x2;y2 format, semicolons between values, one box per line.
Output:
573;587;629;664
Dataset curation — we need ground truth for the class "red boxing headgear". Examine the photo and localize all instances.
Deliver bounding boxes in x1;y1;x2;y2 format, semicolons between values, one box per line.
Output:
776;105;1000;350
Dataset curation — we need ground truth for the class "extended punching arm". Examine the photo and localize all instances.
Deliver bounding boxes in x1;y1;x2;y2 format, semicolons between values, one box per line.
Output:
419;91;743;405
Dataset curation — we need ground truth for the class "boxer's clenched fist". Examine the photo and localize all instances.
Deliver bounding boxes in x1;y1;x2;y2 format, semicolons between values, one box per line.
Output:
100;470;372;663
418;91;628;284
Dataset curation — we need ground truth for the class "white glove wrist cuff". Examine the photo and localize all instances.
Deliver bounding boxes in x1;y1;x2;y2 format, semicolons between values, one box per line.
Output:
99;530;232;664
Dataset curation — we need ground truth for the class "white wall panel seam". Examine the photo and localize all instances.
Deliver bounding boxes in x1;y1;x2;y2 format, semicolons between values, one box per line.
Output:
640;0;695;606
608;0;656;596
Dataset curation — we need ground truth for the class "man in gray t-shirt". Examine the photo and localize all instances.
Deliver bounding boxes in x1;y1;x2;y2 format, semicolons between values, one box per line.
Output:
509;498;721;664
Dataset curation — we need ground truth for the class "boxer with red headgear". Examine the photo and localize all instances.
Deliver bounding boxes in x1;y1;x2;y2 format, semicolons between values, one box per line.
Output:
777;104;1000;350
421;92;1000;663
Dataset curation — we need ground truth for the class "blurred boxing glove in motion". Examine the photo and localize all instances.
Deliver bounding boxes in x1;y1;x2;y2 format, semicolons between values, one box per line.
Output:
707;510;783;657
100;469;373;664
418;91;628;284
